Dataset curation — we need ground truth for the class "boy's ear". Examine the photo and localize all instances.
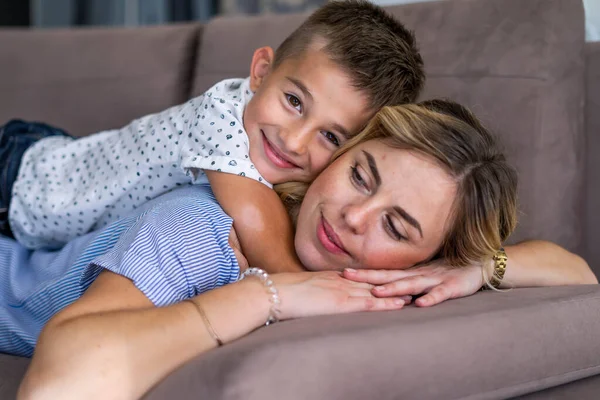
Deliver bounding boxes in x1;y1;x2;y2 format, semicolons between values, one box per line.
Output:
249;46;275;92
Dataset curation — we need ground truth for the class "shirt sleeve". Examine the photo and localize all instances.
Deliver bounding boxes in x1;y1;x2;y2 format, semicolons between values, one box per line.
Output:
179;88;272;188
82;197;240;307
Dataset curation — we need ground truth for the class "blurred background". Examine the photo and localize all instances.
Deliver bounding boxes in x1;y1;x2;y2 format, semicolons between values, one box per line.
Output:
0;0;598;41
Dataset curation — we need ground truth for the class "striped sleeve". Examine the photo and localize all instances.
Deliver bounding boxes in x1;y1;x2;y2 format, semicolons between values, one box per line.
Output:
83;195;240;307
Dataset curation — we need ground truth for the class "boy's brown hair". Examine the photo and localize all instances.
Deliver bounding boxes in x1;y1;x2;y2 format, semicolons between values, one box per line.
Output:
273;0;425;110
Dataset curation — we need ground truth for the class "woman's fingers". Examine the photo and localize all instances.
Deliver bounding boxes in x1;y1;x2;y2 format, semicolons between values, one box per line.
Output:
345;296;406;312
371;275;439;297
343;268;415;284
414;284;455;307
346;281;376;290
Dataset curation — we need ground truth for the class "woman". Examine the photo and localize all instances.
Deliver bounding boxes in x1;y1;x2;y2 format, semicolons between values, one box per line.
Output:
13;100;595;399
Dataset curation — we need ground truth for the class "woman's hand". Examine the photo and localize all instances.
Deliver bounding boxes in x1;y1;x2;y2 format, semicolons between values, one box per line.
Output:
272;271;408;320
341;240;598;309
342;261;485;307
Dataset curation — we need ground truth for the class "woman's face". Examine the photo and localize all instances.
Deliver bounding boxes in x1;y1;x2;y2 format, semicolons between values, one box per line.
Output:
295;139;457;271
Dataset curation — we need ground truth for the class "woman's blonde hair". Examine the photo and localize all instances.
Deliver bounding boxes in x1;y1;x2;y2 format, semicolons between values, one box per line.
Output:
276;98;518;267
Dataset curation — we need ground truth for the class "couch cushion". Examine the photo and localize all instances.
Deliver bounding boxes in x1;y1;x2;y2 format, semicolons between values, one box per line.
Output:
584;41;600;276
145;285;600;400
194;0;586;254
0;354;29;399
192;12;306;95
0;24;201;136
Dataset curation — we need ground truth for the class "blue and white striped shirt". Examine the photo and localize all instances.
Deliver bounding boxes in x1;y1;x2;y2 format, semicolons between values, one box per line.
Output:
0;185;240;357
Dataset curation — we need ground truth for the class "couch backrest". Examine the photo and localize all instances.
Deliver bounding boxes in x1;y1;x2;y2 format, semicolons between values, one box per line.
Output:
585;41;600;274
0;24;201;136
194;0;587;253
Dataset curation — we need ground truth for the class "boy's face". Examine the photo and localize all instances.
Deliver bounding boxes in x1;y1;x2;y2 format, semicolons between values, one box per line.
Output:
243;45;373;184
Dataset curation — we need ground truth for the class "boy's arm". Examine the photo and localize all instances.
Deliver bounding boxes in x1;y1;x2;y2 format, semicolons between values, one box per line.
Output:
205;170;305;273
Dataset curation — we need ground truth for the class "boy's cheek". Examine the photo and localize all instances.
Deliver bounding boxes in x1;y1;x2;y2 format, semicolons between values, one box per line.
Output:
303;167;326;183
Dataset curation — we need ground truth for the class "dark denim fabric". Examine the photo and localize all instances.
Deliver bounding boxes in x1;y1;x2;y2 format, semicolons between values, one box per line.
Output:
0;120;72;238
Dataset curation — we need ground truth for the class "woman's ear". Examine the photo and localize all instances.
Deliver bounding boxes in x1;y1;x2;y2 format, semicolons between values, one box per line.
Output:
249;46;275;92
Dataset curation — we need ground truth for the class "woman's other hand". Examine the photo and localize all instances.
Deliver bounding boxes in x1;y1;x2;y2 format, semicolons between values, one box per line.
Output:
342;261;484;307
342;240;598;309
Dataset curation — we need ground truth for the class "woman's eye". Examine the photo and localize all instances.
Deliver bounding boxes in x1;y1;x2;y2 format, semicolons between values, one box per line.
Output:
350;164;367;188
322;131;340;147
385;215;405;241
286;94;302;112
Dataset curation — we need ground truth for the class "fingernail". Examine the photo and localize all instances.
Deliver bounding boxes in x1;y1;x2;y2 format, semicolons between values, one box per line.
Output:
394;299;404;305
374;286;385;291
401;296;412;302
345;268;356;273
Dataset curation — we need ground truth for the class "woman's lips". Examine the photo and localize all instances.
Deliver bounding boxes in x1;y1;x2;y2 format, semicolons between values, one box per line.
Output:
317;214;348;255
262;131;299;169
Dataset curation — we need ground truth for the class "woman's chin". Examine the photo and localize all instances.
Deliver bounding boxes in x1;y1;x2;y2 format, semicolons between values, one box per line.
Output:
296;245;346;272
302;263;322;272
301;258;345;272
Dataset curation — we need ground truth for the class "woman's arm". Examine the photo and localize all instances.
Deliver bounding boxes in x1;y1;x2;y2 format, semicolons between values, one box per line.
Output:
18;271;270;400
19;270;404;400
498;240;596;287
343;240;597;307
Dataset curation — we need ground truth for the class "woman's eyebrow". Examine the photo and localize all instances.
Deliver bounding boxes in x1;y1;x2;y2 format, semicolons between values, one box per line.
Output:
393;206;423;239
362;150;381;187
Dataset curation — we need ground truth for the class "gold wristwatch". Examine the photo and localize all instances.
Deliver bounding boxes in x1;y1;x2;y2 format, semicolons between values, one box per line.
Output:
489;247;507;289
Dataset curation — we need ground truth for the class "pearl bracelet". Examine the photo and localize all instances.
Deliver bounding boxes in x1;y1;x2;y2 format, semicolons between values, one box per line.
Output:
239;267;281;325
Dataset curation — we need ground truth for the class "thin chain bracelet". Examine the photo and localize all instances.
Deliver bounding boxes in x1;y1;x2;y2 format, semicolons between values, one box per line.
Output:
239;267;281;325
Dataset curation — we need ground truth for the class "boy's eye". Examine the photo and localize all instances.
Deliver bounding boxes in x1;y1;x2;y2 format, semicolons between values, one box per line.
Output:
322;131;340;147
286;94;302;112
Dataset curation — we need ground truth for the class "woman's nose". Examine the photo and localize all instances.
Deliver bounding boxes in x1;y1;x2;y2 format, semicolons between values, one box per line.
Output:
341;202;370;235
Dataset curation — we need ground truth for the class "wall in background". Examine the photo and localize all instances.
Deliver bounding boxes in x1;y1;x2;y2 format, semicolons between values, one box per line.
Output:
585;0;600;41
27;0;216;26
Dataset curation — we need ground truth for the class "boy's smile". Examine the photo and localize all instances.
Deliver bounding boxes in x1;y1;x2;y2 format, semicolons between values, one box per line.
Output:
261;130;300;169
243;44;373;184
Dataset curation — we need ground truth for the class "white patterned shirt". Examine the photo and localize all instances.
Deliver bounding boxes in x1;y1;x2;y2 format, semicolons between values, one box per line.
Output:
10;78;269;249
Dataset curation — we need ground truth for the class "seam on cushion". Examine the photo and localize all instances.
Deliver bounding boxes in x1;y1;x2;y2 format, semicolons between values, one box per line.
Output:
458;364;600;400
182;27;201;100
537;293;600;304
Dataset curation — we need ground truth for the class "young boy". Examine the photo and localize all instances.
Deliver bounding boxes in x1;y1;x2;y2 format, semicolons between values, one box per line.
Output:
1;0;424;273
